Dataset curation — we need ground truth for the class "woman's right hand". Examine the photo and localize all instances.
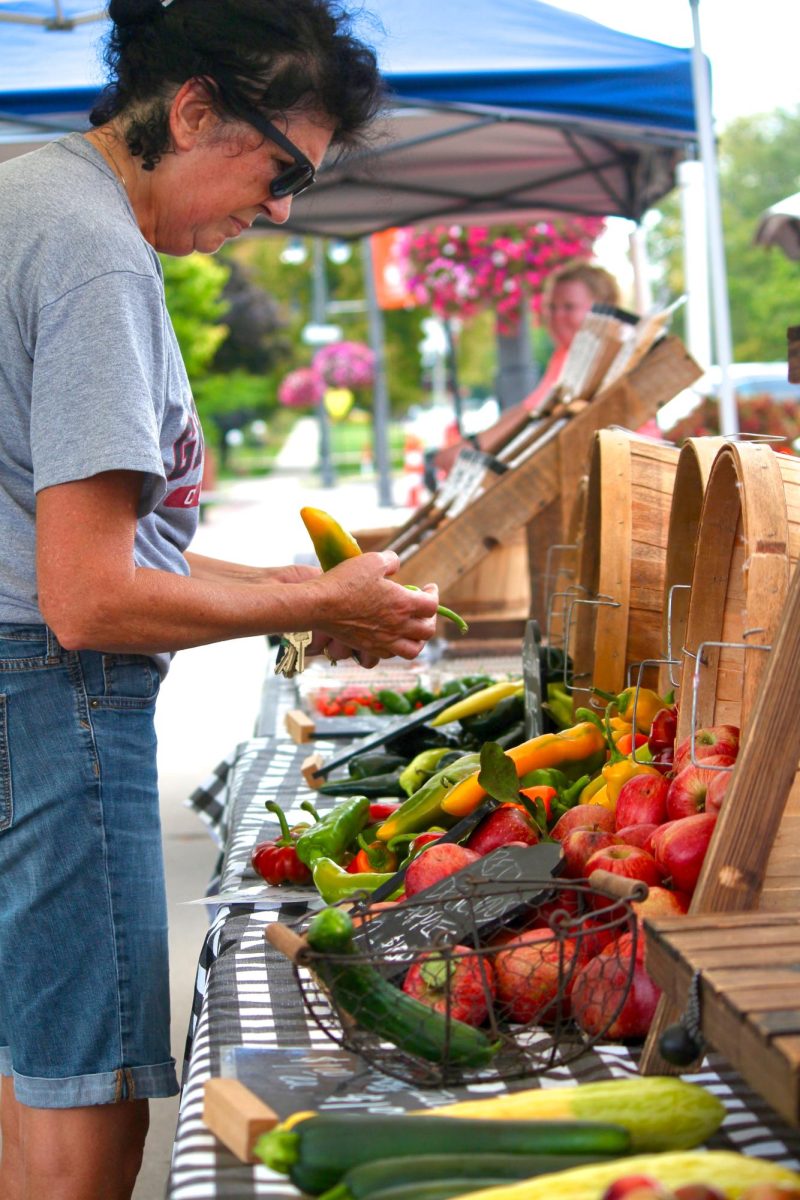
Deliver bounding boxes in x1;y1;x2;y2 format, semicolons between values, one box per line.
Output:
308;551;439;662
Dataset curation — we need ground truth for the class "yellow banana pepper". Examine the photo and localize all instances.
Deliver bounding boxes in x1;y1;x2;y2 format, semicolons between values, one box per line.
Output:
579;775;608;805
601;757;661;806
440;721;606;819
299;506;469;633
593;685;672;733
429;680;524;727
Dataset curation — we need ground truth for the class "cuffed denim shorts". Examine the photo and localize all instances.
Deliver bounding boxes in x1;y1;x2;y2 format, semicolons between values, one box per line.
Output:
0;624;179;1107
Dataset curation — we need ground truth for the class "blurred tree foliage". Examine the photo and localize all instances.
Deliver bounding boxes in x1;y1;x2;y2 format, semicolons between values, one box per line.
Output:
647;105;800;361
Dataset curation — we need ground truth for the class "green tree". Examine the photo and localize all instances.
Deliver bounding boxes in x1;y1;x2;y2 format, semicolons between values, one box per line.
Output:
647;105;800;361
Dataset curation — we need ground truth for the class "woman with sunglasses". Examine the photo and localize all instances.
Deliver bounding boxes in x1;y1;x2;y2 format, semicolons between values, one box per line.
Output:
0;2;440;1197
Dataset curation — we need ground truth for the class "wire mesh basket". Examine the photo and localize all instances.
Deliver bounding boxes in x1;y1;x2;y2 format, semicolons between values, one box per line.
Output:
269;872;645;1088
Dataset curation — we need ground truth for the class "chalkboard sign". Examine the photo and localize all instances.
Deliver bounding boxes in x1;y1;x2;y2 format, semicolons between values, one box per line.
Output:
220;1043;545;1117
351;841;563;971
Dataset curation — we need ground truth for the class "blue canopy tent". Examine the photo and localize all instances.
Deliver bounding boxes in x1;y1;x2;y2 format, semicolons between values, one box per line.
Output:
0;0;699;236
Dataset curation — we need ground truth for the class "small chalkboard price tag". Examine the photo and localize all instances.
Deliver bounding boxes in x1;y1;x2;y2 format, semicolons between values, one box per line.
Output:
352;841;562;967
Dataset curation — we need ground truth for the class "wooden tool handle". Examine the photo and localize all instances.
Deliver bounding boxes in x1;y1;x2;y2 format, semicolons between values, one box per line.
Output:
588;868;649;902
265;922;307;963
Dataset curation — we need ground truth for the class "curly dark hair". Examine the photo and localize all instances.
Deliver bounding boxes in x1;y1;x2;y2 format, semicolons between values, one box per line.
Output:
89;0;383;170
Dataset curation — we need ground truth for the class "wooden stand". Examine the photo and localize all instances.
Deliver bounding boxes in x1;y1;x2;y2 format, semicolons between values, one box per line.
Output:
392;338;702;623
645;912;800;1129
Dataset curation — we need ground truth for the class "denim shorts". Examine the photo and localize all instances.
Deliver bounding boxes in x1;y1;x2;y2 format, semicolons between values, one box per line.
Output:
0;624;179;1107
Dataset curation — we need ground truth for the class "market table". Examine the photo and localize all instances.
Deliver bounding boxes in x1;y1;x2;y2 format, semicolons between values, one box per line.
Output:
170;660;800;1199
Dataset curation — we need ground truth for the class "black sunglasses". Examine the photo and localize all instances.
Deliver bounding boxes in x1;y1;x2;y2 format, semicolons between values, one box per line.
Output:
240;107;316;199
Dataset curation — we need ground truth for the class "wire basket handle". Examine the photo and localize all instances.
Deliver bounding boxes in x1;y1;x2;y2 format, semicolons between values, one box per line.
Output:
265;922;308;963
587;869;649;904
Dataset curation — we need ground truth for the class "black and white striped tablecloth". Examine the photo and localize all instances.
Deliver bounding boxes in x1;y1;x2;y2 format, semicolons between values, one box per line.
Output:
168;901;800;1200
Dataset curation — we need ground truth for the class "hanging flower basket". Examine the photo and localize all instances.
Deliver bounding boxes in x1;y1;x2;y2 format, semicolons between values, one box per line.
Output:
313;341;376;391
397;219;606;334
278;366;326;409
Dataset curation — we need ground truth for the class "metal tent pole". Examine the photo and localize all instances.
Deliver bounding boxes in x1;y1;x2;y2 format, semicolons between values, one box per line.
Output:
689;0;738;434
361;236;394;509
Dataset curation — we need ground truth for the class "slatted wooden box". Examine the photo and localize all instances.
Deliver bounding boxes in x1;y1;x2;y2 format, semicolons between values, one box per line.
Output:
645;911;800;1129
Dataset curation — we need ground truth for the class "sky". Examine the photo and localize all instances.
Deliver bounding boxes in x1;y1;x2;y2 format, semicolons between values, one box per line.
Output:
544;0;800;131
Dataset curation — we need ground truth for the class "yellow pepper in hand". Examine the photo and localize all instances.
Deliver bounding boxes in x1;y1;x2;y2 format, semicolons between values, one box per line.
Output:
299;507;469;634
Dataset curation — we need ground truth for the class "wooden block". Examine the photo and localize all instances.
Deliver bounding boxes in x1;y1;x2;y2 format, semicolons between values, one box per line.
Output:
202;1078;279;1162
285;708;315;744
301;753;326;789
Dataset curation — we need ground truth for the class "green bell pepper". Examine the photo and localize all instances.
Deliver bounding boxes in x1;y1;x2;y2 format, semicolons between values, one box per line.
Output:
294;796;370;868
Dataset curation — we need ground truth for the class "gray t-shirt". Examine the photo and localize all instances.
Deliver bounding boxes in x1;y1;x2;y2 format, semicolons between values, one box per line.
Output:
0;133;204;670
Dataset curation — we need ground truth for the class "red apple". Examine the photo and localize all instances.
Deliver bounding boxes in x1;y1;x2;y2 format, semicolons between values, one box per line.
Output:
614;773;670;830
530;886;583;929
561;828;619;879
615;823;659;851
602;1178;673;1200
403;843;481;898
571;933;662;1039
466;805;539;856
705;768;733;815
402;944;495;1026
666;757;735;820
647;706;678;754
652;812;717;894
584;844;664;904
649;748;676;777
550;803;616;842
494;927;589;1024
738;1187;800;1200
673;1186;728;1199
673;724;740;773
633;884;690;923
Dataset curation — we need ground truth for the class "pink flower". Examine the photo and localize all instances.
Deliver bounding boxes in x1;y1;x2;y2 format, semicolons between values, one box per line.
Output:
312;341;375;390
278;367;325;409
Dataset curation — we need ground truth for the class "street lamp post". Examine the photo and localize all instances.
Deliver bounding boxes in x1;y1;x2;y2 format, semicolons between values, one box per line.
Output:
311;238;336;488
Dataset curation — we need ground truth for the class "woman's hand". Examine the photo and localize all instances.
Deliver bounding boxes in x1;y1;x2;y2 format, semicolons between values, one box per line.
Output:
307;551;439;662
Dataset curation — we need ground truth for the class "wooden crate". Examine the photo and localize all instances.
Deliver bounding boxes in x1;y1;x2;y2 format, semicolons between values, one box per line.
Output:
644;911;800;1129
569;430;680;698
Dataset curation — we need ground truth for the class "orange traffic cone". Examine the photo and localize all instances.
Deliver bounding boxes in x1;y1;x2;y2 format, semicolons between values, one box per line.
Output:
403;433;428;508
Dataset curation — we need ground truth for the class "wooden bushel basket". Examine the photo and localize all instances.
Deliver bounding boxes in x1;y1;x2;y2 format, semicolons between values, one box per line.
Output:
676;441;800;743
569;430;680;700
658;436;728;696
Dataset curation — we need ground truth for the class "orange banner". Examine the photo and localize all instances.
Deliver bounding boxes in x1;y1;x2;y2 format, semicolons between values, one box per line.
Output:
370;227;416;310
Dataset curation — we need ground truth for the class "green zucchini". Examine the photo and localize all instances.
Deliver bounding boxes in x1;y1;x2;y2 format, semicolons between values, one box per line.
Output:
338;1181;512;1200
303;907;497;1073
349;752;408;781
320;1151;622;1200
255;1113;631;1195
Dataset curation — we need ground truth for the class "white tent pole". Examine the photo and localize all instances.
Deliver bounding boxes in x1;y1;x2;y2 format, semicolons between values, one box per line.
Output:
628;224;653;314
688;0;738;433
678;159;712;369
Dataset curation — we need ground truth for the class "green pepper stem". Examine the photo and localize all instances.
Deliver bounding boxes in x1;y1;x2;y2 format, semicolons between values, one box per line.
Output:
300;799;320;823
403;584;469;634
252;1128;299;1174
264;800;291;840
